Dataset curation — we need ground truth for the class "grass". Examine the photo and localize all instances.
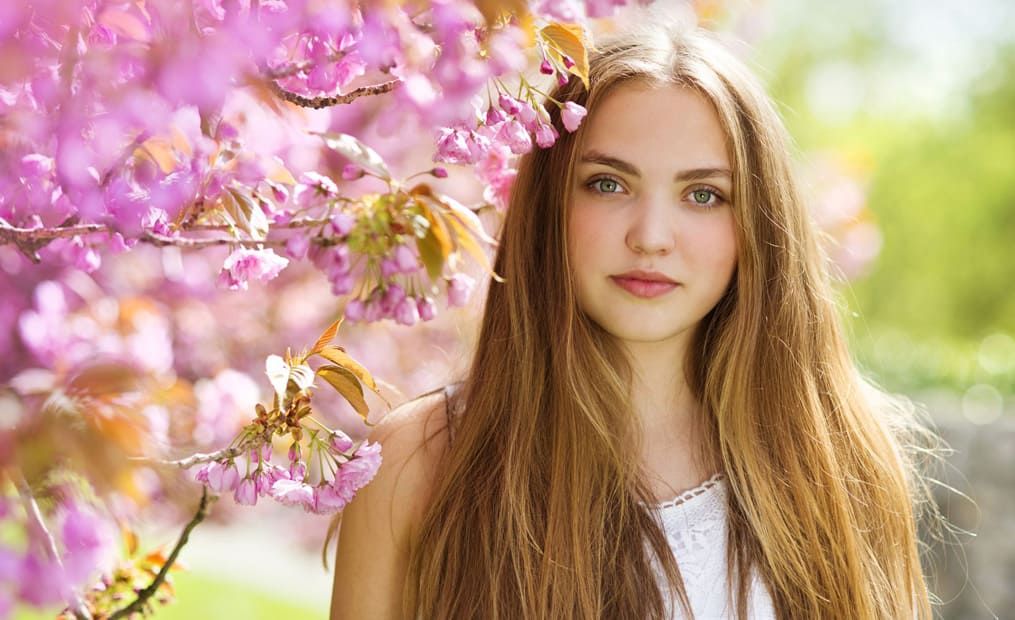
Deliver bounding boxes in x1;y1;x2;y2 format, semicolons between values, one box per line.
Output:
13;569;327;619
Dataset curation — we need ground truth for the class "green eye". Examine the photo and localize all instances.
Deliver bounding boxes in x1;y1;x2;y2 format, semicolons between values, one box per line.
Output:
592;178;620;193
692;189;714;204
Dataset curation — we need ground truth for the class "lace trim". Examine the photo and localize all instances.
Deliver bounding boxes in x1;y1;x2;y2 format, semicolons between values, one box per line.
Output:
654;472;724;510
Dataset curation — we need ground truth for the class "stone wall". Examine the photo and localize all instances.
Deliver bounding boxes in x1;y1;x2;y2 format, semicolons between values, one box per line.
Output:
925;412;1014;620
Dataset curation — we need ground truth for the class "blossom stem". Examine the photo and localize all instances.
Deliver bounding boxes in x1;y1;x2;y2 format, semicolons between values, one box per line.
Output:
14;471;93;620
268;78;402;110
108;488;213;620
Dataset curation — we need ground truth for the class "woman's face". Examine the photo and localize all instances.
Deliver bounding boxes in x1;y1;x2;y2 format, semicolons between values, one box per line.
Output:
568;83;738;350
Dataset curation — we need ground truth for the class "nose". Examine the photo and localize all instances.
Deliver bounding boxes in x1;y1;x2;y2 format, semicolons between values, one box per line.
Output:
625;194;675;256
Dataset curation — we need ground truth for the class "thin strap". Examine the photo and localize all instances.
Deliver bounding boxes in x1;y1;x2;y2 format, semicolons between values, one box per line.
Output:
655;473;725;509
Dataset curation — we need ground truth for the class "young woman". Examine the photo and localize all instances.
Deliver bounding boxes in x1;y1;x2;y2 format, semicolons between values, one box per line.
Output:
330;19;937;620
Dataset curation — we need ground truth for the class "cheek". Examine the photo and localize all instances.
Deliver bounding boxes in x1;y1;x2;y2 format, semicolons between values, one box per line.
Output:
683;215;738;280
567;208;613;264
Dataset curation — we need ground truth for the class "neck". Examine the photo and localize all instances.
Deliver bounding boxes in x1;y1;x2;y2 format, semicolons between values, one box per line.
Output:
622;334;711;491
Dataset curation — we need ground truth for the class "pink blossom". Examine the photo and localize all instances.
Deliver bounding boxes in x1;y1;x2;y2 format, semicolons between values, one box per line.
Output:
17;553;69;606
485;106;506;126
417;296;437;321
540;59;554;75
330;430;354;453
344;298;365;322
285;234;310;259
516;101;538;129
333;52;367;91
289;459;307;481
585;0;629;18
393;244;417;272
495;119;532;155
535;123;559;148
331;272;354;296
447;273;475;308
363;299;385;323
382;283;406;312
380;257;399;278
430;166;448;178
59;502;113;587
498;94;522;115
314;483;351;513
234;478;257;506
207;460;241;492
394;297;420;326
337;441;382;493
341;164;363;181
218;248;289;291
561;102;588;132
270;478;315;509
435;128;473;165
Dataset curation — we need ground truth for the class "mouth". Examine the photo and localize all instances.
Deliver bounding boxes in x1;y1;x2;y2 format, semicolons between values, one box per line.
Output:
609;270;680;299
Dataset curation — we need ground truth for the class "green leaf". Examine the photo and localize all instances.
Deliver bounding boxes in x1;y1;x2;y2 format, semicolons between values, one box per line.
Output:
312;132;391;180
317;365;369;420
310;318;343;356
417;226;445;282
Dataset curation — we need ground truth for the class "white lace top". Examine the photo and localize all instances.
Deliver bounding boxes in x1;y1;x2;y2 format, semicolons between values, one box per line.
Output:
650;474;777;619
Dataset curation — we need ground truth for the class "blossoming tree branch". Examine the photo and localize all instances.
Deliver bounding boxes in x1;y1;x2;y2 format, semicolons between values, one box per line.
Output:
0;0;631;616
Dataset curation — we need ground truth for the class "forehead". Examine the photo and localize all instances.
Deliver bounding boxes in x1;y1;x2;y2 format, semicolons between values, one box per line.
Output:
580;83;730;172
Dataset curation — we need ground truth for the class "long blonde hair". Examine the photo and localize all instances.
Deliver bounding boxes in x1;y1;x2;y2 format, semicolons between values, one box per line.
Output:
404;21;936;619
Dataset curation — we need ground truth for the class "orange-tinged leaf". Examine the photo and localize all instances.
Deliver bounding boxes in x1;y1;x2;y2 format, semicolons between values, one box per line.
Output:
137;138;177;174
98;8;151;42
445;211;503;282
310;319;343;356
317;346;380;395
432;193;497;245
473;0;529;25
540;23;592;89
317;365;369;420
122;526;139;557
266;157;297;185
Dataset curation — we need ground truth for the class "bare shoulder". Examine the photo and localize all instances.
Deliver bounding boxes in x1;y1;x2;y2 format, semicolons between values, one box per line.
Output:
330;389;451;620
365;388;451;533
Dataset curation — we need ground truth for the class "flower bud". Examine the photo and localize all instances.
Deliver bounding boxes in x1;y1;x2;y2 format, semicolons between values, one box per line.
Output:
430;167;448;179
341;164;364;181
344;298;365;322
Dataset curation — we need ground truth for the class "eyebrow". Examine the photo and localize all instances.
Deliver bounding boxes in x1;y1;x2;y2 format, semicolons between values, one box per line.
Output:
579;150;732;183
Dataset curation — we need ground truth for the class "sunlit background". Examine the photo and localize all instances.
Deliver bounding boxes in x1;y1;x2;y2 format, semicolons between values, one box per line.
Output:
9;0;1014;617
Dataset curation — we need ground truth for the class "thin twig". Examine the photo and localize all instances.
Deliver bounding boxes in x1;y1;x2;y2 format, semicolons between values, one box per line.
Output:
129;446;244;469
14;472;93;620
108;488;214;620
269;78;401;109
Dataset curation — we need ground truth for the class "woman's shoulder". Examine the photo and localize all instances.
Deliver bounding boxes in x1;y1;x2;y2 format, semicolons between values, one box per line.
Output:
360;386;454;539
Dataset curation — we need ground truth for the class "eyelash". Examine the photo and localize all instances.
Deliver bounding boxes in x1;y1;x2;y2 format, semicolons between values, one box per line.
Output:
584;176;727;208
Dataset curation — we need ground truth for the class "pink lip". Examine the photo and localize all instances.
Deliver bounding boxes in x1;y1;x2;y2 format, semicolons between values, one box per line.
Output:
610;270;679;299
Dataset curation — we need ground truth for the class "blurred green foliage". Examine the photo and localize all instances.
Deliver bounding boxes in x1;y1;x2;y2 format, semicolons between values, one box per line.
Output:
12;570;325;620
760;21;1015;402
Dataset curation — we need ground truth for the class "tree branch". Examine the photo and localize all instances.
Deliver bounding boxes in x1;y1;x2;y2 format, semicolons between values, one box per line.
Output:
129;445;245;470
14;472;93;620
0;220;337;251
269;78;401;109
108;488;213;620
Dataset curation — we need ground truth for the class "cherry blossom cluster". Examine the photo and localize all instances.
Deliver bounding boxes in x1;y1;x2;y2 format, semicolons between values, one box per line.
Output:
0;495;115;617
194;432;380;515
